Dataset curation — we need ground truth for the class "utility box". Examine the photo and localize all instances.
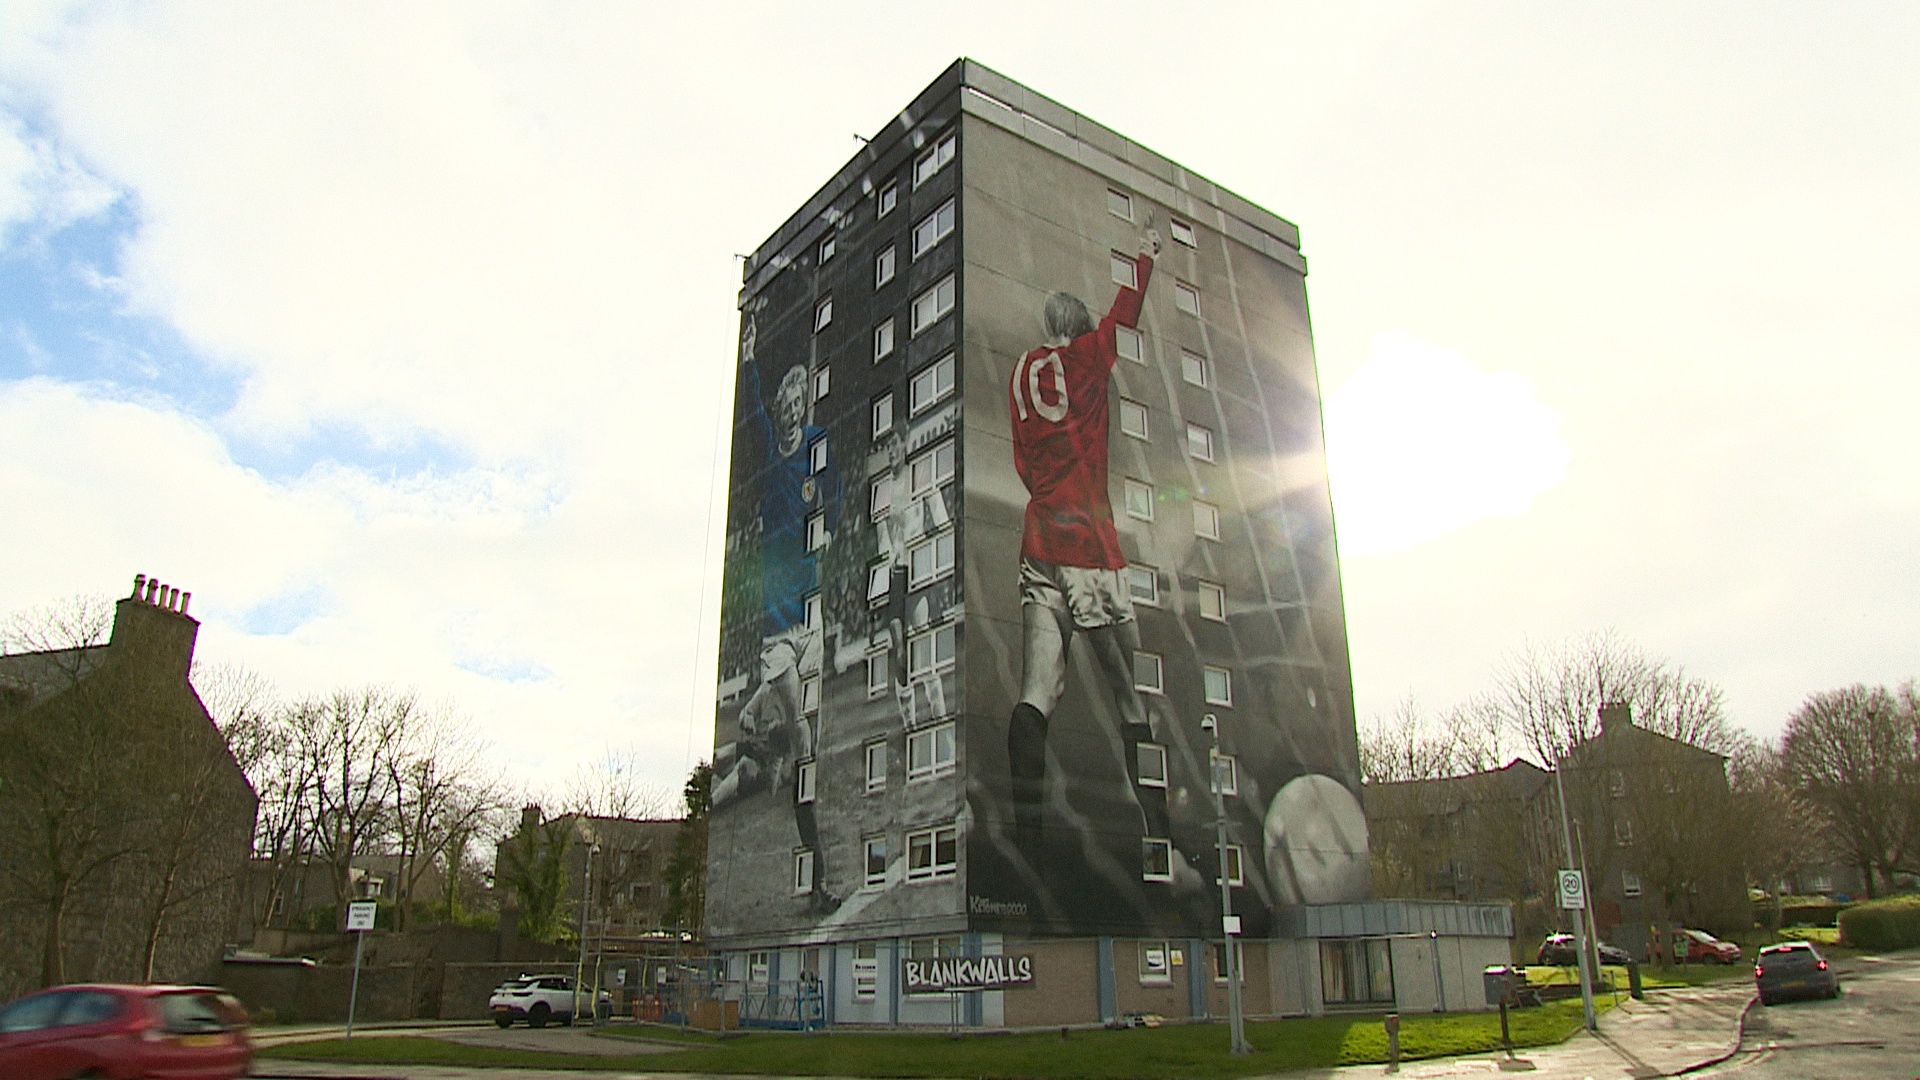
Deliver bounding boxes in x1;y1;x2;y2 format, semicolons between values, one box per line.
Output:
1482;965;1516;1006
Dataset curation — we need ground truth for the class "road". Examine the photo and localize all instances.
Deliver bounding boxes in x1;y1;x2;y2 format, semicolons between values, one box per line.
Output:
1697;951;1920;1079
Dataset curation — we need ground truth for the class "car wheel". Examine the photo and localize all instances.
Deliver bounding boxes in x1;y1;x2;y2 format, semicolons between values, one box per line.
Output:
529;1003;550;1029
494;1015;513;1028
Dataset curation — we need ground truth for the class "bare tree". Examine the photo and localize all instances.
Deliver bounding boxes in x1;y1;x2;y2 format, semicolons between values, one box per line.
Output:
557;748;675;821
384;707;509;928
1779;683;1920;898
1730;740;1829;923
291;687;412;910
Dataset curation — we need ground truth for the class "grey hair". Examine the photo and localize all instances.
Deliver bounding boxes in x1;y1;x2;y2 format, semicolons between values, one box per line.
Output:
1044;291;1094;341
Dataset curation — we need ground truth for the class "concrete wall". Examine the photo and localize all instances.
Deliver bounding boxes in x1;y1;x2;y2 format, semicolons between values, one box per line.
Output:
219;959;581;1022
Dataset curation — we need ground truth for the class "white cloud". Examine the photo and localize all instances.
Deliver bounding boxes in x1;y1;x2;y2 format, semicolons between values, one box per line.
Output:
1326;333;1567;555
0;109;116;242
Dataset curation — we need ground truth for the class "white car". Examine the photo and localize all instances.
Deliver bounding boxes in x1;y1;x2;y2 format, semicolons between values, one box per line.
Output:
488;974;607;1028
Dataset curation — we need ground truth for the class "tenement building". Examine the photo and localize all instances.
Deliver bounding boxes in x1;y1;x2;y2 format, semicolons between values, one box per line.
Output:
704;60;1507;1028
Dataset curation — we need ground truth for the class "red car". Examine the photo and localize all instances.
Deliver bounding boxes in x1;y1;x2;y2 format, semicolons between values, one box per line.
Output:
1679;929;1743;964
0;984;252;1080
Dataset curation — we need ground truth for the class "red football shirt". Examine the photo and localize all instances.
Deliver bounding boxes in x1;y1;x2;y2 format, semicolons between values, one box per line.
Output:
1008;253;1154;569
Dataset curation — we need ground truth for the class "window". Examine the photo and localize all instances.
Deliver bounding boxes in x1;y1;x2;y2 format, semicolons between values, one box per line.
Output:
1116;325;1144;364
631;883;653;905
1137;742;1168;788
906;825;959;880
1204;665;1233;707
1174;281;1200;316
864;835;888;886
874;318;896;361
866;650;889;697
869;475;892;521
913;131;956;186
1180;350;1210;387
1622;870;1642;898
1221;844;1245;886
748;951;771;984
909;439;956;495
1211;752;1239;796
809;436;828;474
865;740;887;793
1142;838;1173;882
853;943;879;998
908;623;957;677
796;760;816;804
1194;500;1222;540
1320;939;1393;1004
1125;564;1159;605
872;393;894;438
867;561;890;603
1124;479;1154;520
1198;580;1227;621
908;530;955;586
1609;770;1626;798
1615;818;1634;846
793;849;815;894
1111;251;1138;288
807;513;827;551
907;722;957;781
875;245;896;287
800;674;820;713
1187;422;1215;462
818;233;836;263
911;274;956;334
1139;941;1171;984
1119;398;1150;440
813;366;830;401
910;353;956;413
1107;188;1133;221
912;198;956;258
877;182;898;218
814;295;833;331
1170;219;1197;247
1134;651;1164;694
804;593;821;630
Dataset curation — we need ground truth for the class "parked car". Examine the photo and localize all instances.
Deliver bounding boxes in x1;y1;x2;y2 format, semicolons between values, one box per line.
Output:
1754;941;1838;1005
1680;929;1742;964
1537;934;1634;967
0;984;251;1080
488;974;611;1028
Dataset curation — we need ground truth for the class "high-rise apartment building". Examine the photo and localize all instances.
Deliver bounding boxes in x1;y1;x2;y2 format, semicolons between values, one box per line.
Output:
705;60;1390;1028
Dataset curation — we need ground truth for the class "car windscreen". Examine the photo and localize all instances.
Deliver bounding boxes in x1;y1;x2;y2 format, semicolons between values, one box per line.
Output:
61;992;124;1026
0;993;71;1033
155;993;233;1034
1762;947;1816;966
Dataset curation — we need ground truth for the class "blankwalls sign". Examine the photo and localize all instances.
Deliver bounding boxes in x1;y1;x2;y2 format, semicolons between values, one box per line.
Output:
903;954;1035;995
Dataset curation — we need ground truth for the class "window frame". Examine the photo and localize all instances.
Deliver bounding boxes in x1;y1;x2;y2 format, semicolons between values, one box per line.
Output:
866;560;891;604
1180;349;1210;388
1133;651;1164;694
1110;251;1138;289
795;759;816;804
1204;665;1233;707
1107;188;1134;221
1124;479;1154;521
814;295;834;332
1198;580;1227;622
910;274;956;335
864;740;888;794
1116;325;1144;364
874;318;896;361
907;722;957;782
874;244;896;288
1118;397;1150;441
872;393;894;439
1125;564;1159;606
909;439;956;496
912;198;956;259
913;131;957;187
1211;752;1240;796
818;233;836;264
1138;940;1173;985
869;475;891;521
813;366;830;401
907;529;956;587
1170;219;1197;247
909;353;956;414
906;824;959;881
1186;422;1215;462
809;436;828;475
1193;500;1222;541
1137;742;1168;789
908;622;957;678
863;835;888;887
807;512;827;551
866;649;889;698
1174;281;1200;317
1142;838;1174;882
877;182;898;218
792;848;816;894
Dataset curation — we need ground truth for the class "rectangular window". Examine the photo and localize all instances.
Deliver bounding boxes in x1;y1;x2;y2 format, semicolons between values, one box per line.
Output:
1609;770;1627;799
1615;818;1634;846
1133;651;1164;694
877;182;898;218
863;835;887;886
1107;188;1133;221
909;439;956;495
1198;580;1227;621
874;245;896;287
1116;325;1144;364
907;722;957;781
809;436;828;474
1194;500;1221;540
913;131;956;186
1186;422;1215;462
818;234;836;263
1321;939;1394;1004
1111;251;1138;288
911;274;956;334
1125;564;1159;605
865;740;887;793
874;318;895;361
910;353;956;413
1142;838;1173;882
792;849;815;894
1119;398;1150;440
906;825;959;880
867;561;891;603
796;759;816;804
866;650;889;698
1204;665;1233;706
1139;941;1172;985
1211;752;1239;796
1215;940;1247;985
908;623;957;677
853;944;878;998
804;593;821;631
908;530;955;586
800;674;820;713
748;951;771;985
1170;219;1197;247
1222;844;1245;887
1181;350;1210;387
872;393;894;439
912;198;956;258
1137;742;1168;788
1622;870;1642;898
814;295;833;332
1174;281;1200;316
1124;479;1154;520
869;475;891;521
813;366;830;401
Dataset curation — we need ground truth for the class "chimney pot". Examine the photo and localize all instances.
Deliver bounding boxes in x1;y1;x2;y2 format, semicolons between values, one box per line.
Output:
180;592;191;615
145;579;161;604
132;573;147;599
169;587;181;611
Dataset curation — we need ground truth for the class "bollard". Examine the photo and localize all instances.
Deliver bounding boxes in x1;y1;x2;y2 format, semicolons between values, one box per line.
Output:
1384;1012;1401;1073
1627;962;1644;1000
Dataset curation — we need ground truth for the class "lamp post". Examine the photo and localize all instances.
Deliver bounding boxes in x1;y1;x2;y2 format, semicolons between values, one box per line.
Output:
1202;714;1252;1056
1551;762;1598;1032
575;841;601;1025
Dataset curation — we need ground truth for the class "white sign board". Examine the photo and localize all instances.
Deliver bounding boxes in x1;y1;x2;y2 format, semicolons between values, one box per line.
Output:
1222;915;1243;936
1556;869;1587;910
345;901;378;931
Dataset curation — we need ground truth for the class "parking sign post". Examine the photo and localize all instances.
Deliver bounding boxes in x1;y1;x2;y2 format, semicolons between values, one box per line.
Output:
344;901;377;1039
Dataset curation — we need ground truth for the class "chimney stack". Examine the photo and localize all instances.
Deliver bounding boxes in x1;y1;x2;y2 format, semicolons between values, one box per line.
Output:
111;571;200;682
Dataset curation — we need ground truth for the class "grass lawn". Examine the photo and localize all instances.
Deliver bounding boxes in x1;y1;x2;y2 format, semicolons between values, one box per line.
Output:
263;999;1607;1078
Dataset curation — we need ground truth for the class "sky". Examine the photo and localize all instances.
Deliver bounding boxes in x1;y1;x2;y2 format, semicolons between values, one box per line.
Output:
2;2;1915;796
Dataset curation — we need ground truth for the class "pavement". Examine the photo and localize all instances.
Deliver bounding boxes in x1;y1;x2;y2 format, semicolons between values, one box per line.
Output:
1691;950;1920;1079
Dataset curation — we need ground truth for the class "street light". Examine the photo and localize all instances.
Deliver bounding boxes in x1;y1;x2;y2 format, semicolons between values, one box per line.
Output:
1202;714;1252;1056
575;840;601;1025
1551;761;1598;1032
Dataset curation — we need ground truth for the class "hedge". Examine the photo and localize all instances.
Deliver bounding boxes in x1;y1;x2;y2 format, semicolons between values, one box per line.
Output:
1837;896;1920;951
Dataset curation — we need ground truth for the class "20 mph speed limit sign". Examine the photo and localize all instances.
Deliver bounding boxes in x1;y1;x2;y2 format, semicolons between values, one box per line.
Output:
1557;869;1587;910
